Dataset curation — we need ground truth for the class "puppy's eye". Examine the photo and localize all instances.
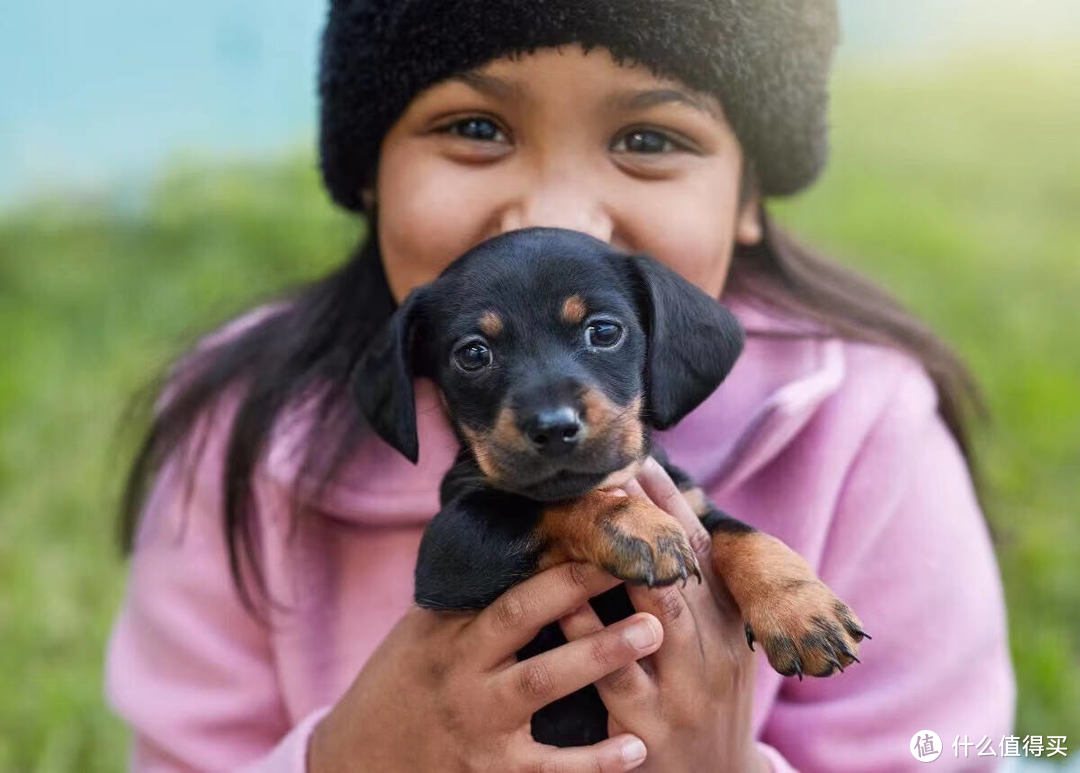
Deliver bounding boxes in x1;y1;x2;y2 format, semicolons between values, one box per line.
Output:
585;320;624;349
453;340;493;372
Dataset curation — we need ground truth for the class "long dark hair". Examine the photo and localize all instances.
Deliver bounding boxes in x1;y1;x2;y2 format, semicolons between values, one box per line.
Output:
117;213;986;621
730;210;985;464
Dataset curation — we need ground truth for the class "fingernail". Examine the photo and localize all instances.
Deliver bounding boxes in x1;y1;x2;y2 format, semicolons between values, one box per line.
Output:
621;738;647;764
624;618;660;650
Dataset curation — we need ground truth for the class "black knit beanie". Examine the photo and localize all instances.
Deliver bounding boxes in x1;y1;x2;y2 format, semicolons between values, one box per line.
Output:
318;0;840;213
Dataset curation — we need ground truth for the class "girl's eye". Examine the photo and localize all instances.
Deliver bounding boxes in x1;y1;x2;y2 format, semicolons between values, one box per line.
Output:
453;340;493;371
585;321;624;349
440;117;508;143
611;128;686;154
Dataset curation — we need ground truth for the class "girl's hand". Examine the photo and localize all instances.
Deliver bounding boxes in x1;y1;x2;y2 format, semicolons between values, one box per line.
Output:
559;457;768;773
309;561;664;772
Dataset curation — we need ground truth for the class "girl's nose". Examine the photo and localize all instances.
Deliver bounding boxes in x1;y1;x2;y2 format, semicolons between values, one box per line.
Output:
496;176;614;244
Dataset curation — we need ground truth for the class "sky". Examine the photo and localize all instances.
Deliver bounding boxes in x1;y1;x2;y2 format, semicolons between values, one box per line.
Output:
1;0;1077;207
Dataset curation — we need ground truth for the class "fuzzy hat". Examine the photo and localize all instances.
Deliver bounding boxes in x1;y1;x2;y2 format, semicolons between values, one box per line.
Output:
318;0;840;213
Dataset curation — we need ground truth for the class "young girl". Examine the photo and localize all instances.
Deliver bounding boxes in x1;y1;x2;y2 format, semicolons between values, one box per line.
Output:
105;2;1016;770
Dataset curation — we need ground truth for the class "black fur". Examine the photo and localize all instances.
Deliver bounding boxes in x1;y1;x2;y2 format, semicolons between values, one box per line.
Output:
354;226;745;745
353;227;744;466
352;286;429;463
626;255;744;429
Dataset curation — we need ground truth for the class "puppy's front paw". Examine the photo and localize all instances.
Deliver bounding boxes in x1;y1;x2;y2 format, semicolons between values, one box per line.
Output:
598;498;702;587
743;587;868;677
742;569;869;678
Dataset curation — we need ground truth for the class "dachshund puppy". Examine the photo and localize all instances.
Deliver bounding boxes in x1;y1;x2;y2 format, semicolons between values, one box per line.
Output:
354;227;868;745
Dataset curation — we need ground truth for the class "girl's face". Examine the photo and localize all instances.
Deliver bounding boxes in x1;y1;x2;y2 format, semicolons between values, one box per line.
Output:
371;43;762;304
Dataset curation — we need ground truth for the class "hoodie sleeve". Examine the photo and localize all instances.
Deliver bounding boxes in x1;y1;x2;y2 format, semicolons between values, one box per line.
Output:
104;410;330;772
757;361;1017;771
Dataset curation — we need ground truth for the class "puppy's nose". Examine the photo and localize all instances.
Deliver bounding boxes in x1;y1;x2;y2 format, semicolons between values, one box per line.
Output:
522;406;583;457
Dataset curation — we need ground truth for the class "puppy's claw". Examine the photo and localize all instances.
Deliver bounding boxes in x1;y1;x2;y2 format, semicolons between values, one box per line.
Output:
745;624;756;652
690;558;703;584
832;640;855;662
602;510;700;587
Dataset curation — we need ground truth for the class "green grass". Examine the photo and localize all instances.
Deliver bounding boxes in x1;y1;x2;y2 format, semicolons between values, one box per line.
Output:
0;159;359;771
1;49;1077;768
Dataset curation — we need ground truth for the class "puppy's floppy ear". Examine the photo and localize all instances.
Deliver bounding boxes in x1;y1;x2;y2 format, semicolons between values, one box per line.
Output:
352;287;429;463
624;255;745;429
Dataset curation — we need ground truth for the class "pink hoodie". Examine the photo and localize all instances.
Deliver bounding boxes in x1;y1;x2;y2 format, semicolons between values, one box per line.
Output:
104;296;1015;772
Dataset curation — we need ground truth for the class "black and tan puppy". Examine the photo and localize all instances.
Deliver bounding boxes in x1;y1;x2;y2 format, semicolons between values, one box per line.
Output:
354;227;868;745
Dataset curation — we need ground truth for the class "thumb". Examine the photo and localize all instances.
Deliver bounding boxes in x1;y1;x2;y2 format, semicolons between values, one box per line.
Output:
633;459;745;623
634;457;713;561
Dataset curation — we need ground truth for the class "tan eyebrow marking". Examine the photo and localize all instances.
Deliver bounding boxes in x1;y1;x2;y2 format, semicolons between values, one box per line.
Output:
478;310;503;337
561;295;587;325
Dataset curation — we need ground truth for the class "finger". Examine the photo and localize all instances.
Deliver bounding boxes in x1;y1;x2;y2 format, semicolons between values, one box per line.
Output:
470;562;623;670
624;582;703;676
620;478;649;500
635;462;747;617
638;457;714;562
630;463;717;610
557;600;606;640
627;571;751;692
559;602;656;700
489;613;663;720
517;729;649;772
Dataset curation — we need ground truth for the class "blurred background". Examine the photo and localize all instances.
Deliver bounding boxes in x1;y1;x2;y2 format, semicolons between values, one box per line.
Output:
1;0;1077;769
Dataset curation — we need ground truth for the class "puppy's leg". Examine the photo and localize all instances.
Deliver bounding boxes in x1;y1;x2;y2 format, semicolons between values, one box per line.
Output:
534;491;702;587
414;487;545;611
658;456;869;678
704;507;869;678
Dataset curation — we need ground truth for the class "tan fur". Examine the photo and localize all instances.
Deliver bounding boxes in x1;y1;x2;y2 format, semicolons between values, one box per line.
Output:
680;486;709;517
459;425;499;480
459;407;532;484
711;531;866;676
535;491;700;585
580;390;645;461
490;405;531;454
560;294;587;325
466;391;645;487
478;310;503;337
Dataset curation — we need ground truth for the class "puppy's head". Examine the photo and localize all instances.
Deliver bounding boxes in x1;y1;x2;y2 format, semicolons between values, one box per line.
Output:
353;227;743;501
